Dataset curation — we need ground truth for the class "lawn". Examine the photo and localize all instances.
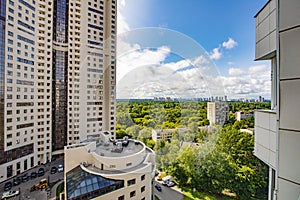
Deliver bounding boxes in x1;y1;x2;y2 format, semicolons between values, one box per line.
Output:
183;188;235;200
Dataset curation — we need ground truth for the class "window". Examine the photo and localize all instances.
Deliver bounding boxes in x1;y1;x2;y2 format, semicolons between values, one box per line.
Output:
130;191;136;198
118;196;124;200
141;186;145;193
141;174;145;181
127;179;136;186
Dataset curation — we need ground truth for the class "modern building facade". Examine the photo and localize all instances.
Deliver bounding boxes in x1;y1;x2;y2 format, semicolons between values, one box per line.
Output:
0;0;116;183
64;134;155;200
207;101;229;126
254;0;300;199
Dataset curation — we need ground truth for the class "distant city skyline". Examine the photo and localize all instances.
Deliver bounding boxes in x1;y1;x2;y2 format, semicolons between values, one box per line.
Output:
116;0;271;99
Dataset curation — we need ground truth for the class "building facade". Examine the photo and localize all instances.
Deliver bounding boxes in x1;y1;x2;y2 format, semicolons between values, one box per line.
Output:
64;135;155;200
235;111;254;121
207;101;229;126
0;0;116;183
254;0;300;199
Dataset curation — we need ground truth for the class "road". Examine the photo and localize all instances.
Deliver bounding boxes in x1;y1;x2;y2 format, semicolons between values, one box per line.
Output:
0;158;64;200
153;181;184;200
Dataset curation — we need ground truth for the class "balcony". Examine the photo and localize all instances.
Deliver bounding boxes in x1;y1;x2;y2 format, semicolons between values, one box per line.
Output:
255;0;276;60
254;110;276;169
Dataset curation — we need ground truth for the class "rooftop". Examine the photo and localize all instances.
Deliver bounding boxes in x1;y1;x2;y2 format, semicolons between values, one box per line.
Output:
94;139;144;158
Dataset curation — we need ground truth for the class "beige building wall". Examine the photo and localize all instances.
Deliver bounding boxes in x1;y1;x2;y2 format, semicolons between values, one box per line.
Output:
0;0;116;183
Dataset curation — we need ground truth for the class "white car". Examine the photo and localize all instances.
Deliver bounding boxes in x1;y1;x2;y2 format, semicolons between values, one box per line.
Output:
58;164;64;172
2;190;20;199
167;181;175;187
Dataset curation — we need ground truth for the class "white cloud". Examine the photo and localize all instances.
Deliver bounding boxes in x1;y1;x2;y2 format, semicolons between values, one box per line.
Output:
228;67;244;76
120;0;126;7
117;44;171;83
221;65;271;98
222;38;238;49
248;65;267;74
117;0;130;34
209;48;222;60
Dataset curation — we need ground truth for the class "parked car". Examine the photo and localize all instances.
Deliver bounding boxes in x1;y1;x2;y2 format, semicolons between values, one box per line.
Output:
1;190;19;199
38;168;45;177
154;184;162;191
166;181;175;187
21;174;29;182
30;171;37;179
57;164;64;172
162;175;174;185
3;182;12;191
50;166;57;174
13;177;21;186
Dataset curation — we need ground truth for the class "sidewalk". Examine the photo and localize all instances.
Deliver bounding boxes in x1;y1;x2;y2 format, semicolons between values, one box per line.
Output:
49;180;63;200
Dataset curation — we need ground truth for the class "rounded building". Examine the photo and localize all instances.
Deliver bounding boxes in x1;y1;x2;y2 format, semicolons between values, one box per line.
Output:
64;134;156;200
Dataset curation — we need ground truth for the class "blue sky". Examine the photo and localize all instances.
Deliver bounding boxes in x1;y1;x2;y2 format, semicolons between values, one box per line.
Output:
116;0;271;99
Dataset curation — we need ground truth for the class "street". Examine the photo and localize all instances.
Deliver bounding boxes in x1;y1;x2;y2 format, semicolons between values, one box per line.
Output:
153;180;184;200
0;158;64;200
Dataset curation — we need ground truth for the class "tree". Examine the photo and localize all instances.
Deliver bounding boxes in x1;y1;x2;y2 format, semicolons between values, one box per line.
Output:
125;125;142;139
137;128;152;143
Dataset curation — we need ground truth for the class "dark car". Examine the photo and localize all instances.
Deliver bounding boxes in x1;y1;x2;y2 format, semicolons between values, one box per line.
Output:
155;184;162;191
4;181;12;191
30;171;37;179
13;177;21;186
38;168;45;177
21;174;29;182
50;166;57;174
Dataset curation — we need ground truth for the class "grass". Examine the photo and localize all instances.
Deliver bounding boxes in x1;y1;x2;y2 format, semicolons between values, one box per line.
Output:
155;195;160;200
182;188;235;200
56;182;64;200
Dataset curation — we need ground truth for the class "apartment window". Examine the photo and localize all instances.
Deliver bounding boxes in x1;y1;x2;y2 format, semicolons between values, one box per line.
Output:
7;165;13;178
141;174;145;181
118;196;124;200
141;186;145;193
24;160;28;170
130;191;136;198
127;179;136;186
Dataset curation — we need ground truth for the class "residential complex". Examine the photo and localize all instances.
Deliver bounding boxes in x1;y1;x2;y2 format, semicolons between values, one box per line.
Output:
0;0;116;183
151;129;176;142
235;111;254;121
207;101;229;126
254;0;300;199
64;134;155;200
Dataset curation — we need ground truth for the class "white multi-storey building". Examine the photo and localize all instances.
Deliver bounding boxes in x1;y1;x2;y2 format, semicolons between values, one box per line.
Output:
207;101;229;126
254;0;300;199
0;0;116;183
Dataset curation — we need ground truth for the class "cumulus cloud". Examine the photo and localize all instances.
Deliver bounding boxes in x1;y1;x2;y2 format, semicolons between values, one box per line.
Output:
209;48;222;60
248;65;267;74
117;0;130;33
228;68;244;76
222;38;238;49
117;43;271;99
221;65;270;98
117;44;171;83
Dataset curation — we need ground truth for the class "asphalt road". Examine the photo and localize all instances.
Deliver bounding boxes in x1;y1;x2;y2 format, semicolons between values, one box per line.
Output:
0;158;64;200
154;181;184;200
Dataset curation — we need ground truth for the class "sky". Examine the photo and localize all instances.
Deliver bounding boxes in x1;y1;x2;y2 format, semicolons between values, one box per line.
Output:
116;0;271;100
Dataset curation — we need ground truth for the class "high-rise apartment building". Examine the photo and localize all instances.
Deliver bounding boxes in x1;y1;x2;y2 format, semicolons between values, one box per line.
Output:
254;0;300;199
207;101;229;126
0;0;116;183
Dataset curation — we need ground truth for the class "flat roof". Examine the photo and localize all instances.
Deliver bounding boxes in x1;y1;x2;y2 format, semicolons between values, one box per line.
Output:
94;139;144;157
